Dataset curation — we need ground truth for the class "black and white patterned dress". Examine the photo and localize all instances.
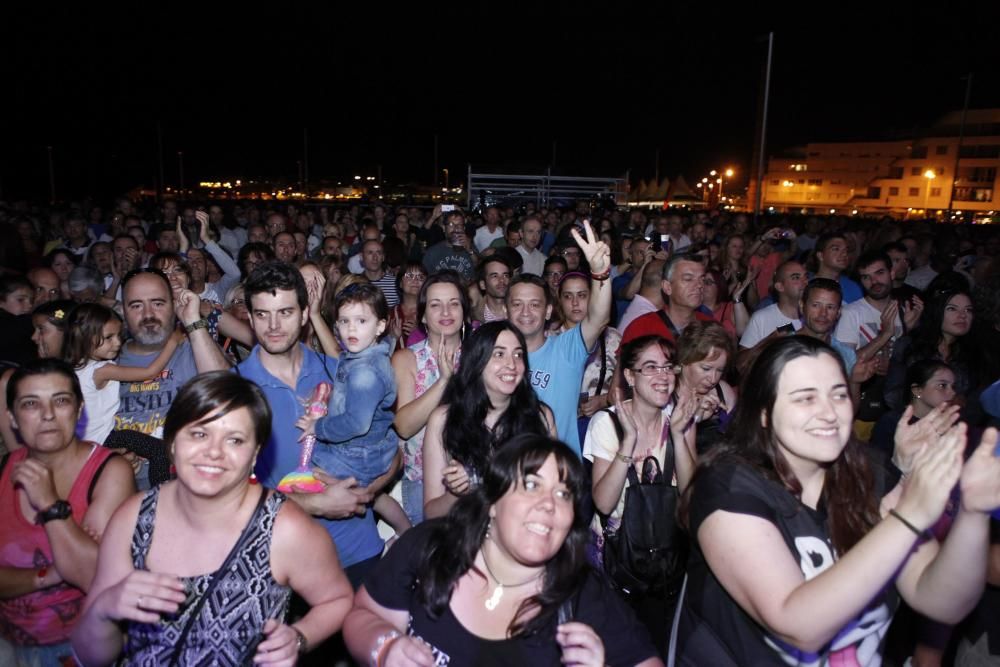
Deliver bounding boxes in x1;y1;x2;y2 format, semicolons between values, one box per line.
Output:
120;486;291;666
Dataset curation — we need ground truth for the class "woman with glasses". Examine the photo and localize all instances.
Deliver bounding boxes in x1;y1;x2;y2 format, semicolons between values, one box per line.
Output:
584;334;698;653
674;321;737;455
388;261;427;352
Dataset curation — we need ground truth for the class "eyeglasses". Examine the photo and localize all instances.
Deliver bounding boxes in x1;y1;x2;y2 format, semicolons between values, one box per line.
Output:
631;364;679;376
403;272;426;280
544;271;565;279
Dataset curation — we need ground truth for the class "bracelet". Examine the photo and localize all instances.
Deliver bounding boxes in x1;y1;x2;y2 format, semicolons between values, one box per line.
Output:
590;269;611;282
184;318;209;334
614;451;634;465
889;509;930;539
291;625;308;655
370;629;401;667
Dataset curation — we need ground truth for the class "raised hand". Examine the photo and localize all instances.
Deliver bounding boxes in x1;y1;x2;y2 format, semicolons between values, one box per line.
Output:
195;211;212;245
895;422;965;531
960;428;1000;514
902;295;924;332
611;386;637;456
893;404;962;474
569;220;610;275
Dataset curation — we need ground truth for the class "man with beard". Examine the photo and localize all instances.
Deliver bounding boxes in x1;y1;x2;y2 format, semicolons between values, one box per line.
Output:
236;262;389;588
834;250;922;359
115;269;230;439
473;255;511;323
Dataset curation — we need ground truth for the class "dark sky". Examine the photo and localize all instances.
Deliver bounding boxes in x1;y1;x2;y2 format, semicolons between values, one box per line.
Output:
5;4;1000;202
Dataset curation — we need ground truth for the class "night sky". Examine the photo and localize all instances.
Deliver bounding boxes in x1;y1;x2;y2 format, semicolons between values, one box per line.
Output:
5;5;1000;202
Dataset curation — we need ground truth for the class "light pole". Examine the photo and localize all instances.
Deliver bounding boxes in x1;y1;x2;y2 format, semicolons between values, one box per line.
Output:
720;168;734;202
924;169;936;218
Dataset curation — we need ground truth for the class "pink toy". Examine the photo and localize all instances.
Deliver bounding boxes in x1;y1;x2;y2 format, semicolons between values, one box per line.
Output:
276;383;331;493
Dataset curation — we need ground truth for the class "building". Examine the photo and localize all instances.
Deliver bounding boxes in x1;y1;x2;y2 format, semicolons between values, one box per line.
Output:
761;109;1000;220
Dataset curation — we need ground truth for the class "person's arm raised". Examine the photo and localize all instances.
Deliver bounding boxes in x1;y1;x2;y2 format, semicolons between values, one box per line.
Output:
590;391;635;516
893;425;999;623
573;220;612;351
94;329;184;387
175;288;230;371
392;339;456;439
698;428;962;654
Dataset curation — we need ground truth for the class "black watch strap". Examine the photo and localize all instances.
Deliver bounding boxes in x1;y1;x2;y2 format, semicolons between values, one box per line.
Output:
37;500;72;524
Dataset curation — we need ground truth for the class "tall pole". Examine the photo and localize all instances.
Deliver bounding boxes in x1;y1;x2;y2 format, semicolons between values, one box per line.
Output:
156;122;165;202
303;127;310;194
946;73;973;221
47;145;56;204
753;32;774;225
433;134;439;187
177;151;185;198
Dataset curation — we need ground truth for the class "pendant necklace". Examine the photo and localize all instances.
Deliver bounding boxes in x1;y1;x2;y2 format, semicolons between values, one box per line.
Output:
480;549;543;611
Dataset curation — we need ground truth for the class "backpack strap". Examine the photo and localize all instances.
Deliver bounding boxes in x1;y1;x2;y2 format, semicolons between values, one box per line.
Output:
655;310;681;339
595;333;609;397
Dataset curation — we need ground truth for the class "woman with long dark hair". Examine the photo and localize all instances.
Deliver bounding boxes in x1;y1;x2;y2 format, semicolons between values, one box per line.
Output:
674;336;1000;665
885;288;981;421
392;270;470;524
422;321;555;519
344;434;662;666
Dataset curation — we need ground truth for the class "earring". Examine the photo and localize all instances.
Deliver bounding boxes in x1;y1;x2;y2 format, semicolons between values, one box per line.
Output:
461;323;466;340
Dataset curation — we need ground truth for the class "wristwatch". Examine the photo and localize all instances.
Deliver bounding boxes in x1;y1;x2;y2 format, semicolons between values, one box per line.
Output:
184;318;209;334
36;500;72;525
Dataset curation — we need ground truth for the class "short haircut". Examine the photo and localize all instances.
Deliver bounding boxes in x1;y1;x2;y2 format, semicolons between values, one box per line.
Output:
163;372;272;451
507;273;552;307
855;249;892;274
243;261;308;311
478;254;513;283
7;358;83;410
662;254;702;281
67;266;104;294
0;276;32;299
121;267;172;297
801;277;843;305
815;232;847;254
333;282;389;339
881;241;907;256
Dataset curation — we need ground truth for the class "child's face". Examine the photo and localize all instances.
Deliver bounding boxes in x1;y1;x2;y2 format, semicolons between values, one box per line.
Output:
93;319;123;360
1;288;33;316
336;301;385;354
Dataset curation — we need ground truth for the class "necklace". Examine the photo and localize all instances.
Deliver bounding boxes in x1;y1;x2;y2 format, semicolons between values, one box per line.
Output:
479;548;543;611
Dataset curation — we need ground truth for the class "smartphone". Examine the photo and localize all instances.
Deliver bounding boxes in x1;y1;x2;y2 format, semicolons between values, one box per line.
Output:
776;323;795;335
441;204;455;213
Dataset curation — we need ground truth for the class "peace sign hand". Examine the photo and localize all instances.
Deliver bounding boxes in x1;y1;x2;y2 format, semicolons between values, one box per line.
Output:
569;220;610;275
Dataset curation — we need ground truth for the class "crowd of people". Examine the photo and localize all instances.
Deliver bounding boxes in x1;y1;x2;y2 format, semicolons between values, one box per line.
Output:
2;196;1000;665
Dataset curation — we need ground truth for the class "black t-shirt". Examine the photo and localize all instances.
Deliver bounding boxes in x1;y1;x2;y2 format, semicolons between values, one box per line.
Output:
364;521;658;666
676;461;898;666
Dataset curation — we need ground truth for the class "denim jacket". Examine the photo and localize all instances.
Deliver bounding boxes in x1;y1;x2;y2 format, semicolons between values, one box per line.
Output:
313;337;398;452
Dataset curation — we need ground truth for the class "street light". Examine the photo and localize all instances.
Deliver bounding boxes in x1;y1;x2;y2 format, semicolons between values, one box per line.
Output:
924;169;936;216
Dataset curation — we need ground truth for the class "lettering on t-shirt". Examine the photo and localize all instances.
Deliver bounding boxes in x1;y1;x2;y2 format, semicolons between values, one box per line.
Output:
407;618;451;666
530;369;551;389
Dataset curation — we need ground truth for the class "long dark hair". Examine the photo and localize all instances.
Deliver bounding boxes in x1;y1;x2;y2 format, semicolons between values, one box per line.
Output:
416;269;471;337
441;321;548;477
417;434;590;637
905;288;973;366
680;336;879;554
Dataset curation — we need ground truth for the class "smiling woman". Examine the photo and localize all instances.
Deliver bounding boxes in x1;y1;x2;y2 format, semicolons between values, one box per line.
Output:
674;336;1000;665
71;372;354;667
344;434;664;667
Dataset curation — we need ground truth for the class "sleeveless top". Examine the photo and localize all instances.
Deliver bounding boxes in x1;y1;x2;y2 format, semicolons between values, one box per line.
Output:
121;487;291;666
403;339;439;482
0;444;114;646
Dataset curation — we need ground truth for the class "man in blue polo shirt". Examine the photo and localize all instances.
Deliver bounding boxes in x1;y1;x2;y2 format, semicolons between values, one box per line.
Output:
237;261;390;587
506;220;612;455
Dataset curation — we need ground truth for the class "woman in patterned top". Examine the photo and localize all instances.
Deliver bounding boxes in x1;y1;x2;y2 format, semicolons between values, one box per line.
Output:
72;372;353;667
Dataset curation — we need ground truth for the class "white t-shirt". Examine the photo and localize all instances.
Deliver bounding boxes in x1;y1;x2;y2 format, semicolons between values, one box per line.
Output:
516;246;546;276
739;303;802;349
618;294;658;333
834;298;902;349
473;225;504;252
76;359;119;444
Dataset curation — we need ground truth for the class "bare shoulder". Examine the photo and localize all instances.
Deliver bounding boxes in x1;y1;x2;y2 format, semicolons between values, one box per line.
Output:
391;347;416;372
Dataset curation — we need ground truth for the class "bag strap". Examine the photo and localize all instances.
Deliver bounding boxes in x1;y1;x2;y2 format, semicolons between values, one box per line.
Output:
595;333;609;397
168;488;269;667
86;453;116;505
655;310;681;339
